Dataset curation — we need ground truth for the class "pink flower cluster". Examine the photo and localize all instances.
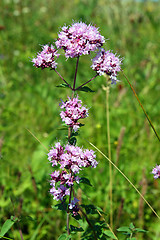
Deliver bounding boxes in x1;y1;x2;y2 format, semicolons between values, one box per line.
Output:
32;21;123;85
48;142;98;201
55;21;105;59
60;96;89;132
48;142;97;173
32;44;59;69
151;165;160;179
91;48;122;84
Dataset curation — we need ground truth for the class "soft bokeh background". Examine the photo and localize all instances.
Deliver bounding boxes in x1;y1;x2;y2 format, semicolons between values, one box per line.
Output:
0;0;160;239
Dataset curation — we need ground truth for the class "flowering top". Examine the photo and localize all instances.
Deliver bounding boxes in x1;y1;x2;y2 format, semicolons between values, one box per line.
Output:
55;21;105;59
32;44;59;69
91;48;122;84
60;96;89;132
151;165;160;179
48;142;97;202
48;142;97;173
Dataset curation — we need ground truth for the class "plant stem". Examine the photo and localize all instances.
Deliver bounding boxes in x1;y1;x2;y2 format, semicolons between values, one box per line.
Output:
54;69;73;90
79;206;97;240
10;197;24;240
106;83;113;229
66;123;73;235
73;56;79;91
75;74;98;91
66;213;70;235
68;126;72;141
72;189;97;240
67;184;73;236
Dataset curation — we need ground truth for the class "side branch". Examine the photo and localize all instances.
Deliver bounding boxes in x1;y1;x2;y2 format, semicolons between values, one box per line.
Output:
54;69;73;90
75;74;98;91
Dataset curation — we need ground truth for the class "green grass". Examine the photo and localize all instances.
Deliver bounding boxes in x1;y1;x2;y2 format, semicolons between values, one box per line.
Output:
0;0;160;239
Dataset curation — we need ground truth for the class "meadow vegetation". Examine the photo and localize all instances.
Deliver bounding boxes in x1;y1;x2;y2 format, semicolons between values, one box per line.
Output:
0;0;160;239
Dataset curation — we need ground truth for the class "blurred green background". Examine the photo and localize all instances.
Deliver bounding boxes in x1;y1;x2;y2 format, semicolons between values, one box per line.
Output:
0;0;160;239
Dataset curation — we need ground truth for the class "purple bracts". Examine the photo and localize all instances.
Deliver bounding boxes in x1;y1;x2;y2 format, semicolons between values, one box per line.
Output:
32;44;59;69
151;165;160;179
91;48;122;84
55;21;105;59
48;142;97;201
48;143;98;173
60;96;89;132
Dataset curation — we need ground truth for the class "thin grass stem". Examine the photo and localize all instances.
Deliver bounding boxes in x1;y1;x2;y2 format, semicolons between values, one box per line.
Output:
0;236;13;240
106;84;113;229
26;128;49;151
89;141;160;220
96;208;118;240
122;71;160;142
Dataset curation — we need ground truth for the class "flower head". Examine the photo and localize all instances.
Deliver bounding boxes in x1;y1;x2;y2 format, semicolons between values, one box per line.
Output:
48;142;97;201
50;184;70;201
60;96;89;132
151;165;160;179
91;48;122;84
32;44;59;69
48;143;97;173
55;21;105;59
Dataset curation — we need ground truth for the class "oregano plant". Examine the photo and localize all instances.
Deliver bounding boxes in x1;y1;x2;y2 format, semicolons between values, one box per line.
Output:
31;21;148;239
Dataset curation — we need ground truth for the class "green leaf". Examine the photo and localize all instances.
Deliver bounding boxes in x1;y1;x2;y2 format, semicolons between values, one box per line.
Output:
0;219;16;238
58;233;71;240
76;86;95;92
104;230;117;239
117;226;132;233
81;204;97;215
96;206;107;216
71;213;81;220
52;202;67;211
57;125;68;130
70;225;84;233
127;238;136;240
135;228;147;233
56;83;70;88
69;136;77;145
75;219;84;227
79;123;85;127
79;177;92;186
10;216;18;221
71;132;79;137
129;223;135;229
19;215;34;223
